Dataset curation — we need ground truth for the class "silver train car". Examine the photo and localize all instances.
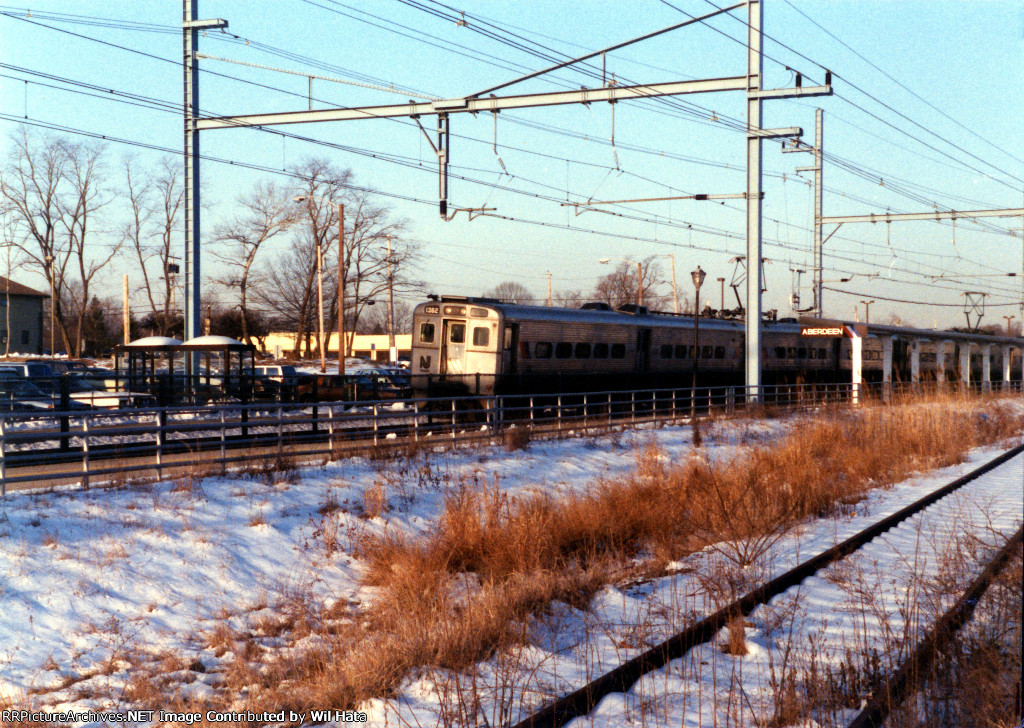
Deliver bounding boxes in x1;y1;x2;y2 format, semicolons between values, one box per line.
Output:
410;296;1023;397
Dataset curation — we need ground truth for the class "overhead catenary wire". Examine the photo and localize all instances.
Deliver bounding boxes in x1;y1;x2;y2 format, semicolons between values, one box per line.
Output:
6;9;1015;309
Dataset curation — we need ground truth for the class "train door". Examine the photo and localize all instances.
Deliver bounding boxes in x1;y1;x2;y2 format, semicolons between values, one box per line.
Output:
440;320;467;375
636;328;652;373
502;322;520;374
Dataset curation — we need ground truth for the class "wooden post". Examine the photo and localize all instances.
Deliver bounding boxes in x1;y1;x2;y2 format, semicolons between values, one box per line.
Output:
338;203;345;374
122;274;130;345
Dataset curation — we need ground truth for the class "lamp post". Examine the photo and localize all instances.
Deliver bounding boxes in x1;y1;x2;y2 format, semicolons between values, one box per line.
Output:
1003;315;1015;335
691;265;705;419
717;277;725;311
599;256;644;306
860;299;875;325
293;195;344;374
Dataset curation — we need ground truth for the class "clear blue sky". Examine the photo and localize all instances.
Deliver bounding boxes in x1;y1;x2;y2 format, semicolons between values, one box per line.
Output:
2;0;1022;329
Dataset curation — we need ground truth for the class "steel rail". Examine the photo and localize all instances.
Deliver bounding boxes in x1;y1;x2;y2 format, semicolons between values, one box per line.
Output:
846;524;1024;728
510;443;1024;728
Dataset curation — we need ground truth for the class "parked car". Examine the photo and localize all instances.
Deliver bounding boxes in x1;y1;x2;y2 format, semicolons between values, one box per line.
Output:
254;365;299;386
297;374;354;403
0;370;90;412
254;365;301;400
0;361;56;379
352;372;413;401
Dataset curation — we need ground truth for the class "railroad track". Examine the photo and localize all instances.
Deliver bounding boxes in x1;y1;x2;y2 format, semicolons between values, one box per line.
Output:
512;443;1024;728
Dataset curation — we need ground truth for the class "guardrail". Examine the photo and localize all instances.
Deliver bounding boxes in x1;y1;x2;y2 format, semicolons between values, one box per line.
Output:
0;379;1019;493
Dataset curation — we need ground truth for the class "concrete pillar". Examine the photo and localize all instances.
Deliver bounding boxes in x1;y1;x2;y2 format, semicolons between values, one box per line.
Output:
1002;345;1012;387
881;336;894;400
981;343;991;392
935;340;947;385
910;338;922;384
959;343;971;389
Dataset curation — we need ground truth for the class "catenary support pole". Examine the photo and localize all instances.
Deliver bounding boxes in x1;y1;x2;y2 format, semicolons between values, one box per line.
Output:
745;0;764;401
813;109;823;317
181;3;226;346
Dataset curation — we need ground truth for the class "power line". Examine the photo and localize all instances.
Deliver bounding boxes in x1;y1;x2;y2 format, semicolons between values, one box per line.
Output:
781;0;1024;169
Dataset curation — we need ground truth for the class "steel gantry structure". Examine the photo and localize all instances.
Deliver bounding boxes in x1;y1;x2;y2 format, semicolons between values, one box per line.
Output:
182;0;832;398
784;109;1024;320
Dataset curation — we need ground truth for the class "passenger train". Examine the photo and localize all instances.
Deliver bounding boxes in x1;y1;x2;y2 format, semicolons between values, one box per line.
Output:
410;295;1023;398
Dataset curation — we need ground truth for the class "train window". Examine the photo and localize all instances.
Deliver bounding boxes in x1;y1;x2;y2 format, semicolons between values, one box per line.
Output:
472;327;490;347
660;344;672;359
470;307;489;317
449;323;465;344
419;322;435;344
714;346;725;359
787;347;796;359
775;347;786;359
535;342;552;359
702;345;712;359
675;344;687;359
519;341;531;359
555;342;573;359
818;348;826;359
593;342;609;358
797;347;807;359
807;348;816;360
611;343;626;359
575;342;592;359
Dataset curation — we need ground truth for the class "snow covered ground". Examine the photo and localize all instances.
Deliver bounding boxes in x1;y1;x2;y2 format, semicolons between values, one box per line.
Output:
0;406;1020;727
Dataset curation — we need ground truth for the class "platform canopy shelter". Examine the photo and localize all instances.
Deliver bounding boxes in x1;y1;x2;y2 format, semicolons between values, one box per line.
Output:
181;335;256;404
115;336;184;405
115;335;256;405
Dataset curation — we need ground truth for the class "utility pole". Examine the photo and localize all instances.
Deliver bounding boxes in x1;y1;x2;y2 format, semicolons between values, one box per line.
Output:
546;272;552;307
338;202;345;374
717;277;725;311
387;235;396;364
316;229;326;372
122;274;130;345
860;299;874;325
636;260;644;306
45;254;54;355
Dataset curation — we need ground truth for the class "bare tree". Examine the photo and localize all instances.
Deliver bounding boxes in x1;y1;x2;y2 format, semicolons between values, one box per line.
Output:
252;159;420;358
212;180;294;347
121;156;184;336
593;257;667;310
0;129;117;356
343;189;419;354
61;138;117;356
360;298;414;334
484;280;534;304
554;289;587;308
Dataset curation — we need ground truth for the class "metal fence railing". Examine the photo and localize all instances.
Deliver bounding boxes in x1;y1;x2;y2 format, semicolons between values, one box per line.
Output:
1;379;1020;493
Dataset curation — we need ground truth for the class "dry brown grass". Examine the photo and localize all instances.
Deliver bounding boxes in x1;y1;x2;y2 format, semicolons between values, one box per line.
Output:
69;394;1018;718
